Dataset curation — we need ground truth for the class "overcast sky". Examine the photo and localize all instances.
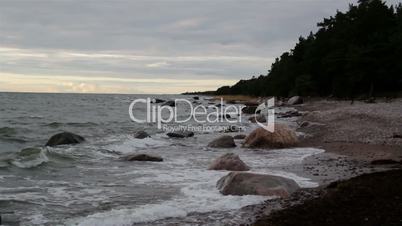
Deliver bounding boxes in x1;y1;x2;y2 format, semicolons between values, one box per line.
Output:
0;0;400;94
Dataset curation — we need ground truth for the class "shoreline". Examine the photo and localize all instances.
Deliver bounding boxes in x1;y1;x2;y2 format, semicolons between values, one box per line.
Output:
248;98;402;225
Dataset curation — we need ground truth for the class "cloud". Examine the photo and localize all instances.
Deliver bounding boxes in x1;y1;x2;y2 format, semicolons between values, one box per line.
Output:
0;72;237;94
1;0;397;93
146;62;170;68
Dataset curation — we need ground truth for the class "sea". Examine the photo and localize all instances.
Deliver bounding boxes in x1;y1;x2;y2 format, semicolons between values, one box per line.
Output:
0;92;323;226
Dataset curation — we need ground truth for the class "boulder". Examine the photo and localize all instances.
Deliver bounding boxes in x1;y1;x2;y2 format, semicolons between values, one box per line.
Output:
287;96;303;105
167;131;194;138
193;96;200;100
208;135;236;148
162;100;176;107
134;131;150;139
242;106;258;114
208;153;249;171
152;98;165;103
217;172;299;197
215;103;224;107
233;134;247;140
123;154;163;162
45;132;85;146
244;124;298;149
248;114;267;123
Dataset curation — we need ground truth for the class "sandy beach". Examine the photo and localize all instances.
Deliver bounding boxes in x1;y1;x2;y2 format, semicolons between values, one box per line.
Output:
250;98;402;225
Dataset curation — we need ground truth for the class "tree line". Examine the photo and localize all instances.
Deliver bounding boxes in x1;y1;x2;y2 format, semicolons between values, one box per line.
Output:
215;0;402;98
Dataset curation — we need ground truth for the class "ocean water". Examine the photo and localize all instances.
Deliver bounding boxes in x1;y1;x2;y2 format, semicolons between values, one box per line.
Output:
0;92;323;226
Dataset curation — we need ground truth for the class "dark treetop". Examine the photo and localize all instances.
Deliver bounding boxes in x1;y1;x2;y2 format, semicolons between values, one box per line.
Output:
215;0;402;98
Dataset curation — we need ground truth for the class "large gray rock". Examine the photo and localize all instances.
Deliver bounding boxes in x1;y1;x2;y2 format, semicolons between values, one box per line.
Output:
244;124;298;149
45;132;85;146
134;131;150;139
208;153;250;171
217;172;300;198
208;135;236;148
287;96;303;105
123;154;163;162
167;131;194;138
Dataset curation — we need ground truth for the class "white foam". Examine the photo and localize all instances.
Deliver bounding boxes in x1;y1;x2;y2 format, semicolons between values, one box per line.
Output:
86;148;322;225
105;136;169;154
23;213;49;226
11;149;49;168
69;170;268;226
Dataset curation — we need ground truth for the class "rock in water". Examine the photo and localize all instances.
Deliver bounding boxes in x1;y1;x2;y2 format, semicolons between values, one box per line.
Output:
242;106;258;114
123;154;163;162
208;153;249;171
244;124;298;149
134;131;150;139
216;172;299;198
287;96;303;105
162;100;176;107
233;134;247;140
167;131;194;138
152;98;165;103
208;135;236;148
45;132;85;146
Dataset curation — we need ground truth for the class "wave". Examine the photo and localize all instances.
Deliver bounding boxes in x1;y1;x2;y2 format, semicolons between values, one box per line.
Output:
0;146;77;169
104;136;169;154
0;127;30;143
10;147;49;169
0;126;17;137
68;171;267;226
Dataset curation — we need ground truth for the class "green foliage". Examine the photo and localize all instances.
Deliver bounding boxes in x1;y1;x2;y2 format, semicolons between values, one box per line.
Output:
215;0;402;98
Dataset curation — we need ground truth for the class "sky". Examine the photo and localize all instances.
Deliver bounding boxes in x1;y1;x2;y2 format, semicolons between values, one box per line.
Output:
0;0;400;94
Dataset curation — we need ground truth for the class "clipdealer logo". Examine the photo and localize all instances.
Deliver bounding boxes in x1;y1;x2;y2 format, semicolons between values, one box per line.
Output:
128;97;275;132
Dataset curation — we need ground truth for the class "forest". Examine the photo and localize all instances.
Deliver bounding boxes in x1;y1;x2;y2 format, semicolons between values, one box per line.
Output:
215;0;402;98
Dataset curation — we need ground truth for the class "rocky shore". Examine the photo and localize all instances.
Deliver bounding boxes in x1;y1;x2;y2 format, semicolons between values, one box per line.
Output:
249;98;402;226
